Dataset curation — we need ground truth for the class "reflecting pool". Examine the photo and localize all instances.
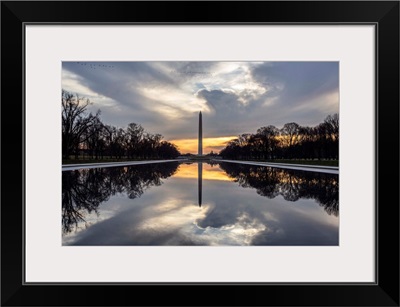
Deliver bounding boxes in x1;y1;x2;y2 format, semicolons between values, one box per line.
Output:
62;161;338;246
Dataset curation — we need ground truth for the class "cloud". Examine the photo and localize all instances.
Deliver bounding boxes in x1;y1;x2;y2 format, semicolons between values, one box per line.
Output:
62;61;339;140
249;61;339;127
197;89;243;113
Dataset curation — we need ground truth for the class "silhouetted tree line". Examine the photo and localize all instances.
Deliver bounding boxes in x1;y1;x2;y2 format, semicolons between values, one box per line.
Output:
219;163;339;216
219;114;338;160
62;162;179;234
62;90;180;160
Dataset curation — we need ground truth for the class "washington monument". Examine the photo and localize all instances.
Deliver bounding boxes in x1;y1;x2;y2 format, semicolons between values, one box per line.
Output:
198;111;203;207
189;111;208;161
198;111;202;156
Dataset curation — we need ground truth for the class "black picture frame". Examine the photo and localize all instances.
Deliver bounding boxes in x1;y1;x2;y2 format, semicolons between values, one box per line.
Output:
1;1;399;306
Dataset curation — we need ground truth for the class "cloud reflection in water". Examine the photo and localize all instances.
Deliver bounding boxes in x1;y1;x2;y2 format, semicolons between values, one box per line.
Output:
62;162;338;246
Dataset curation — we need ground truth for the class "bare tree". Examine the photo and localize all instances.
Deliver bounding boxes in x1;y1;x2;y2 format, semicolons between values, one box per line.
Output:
126;123;144;158
281;122;300;147
256;125;279;159
324;113;339;142
62;90;100;158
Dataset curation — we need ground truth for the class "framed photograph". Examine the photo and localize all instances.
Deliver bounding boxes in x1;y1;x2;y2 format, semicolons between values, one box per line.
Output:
2;1;399;306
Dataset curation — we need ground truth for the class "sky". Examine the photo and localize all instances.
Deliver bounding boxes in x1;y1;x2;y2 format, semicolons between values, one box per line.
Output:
62;61;339;154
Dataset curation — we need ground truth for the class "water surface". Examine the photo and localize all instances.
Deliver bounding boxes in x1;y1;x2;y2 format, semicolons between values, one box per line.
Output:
62;161;338;245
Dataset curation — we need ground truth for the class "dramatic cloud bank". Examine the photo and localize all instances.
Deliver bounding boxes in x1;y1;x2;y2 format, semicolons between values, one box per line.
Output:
62;61;339;152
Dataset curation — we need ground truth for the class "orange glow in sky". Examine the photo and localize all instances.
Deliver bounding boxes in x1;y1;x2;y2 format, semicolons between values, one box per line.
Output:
174;163;232;181
170;136;237;154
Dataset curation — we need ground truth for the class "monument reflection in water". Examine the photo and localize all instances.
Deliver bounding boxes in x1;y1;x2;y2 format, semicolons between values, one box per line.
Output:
62;162;338;246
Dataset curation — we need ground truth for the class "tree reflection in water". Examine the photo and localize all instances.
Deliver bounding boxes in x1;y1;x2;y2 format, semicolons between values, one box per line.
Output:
218;163;338;217
62;162;179;234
